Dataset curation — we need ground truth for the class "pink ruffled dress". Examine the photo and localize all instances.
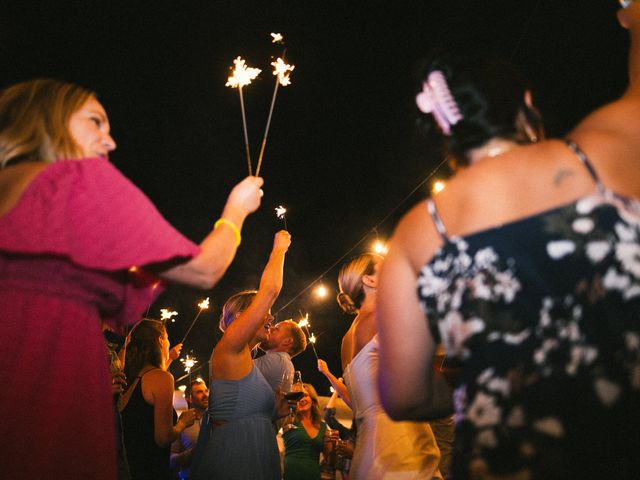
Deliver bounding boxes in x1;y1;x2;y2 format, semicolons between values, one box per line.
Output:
0;158;200;479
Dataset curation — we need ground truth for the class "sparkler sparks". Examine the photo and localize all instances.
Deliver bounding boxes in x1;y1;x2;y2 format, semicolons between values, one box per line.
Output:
275;205;288;230
271;58;295;86
271;32;284;43
181;354;198;373
226;57;261;175
160;309;178;323
275;205;287;219
225;57;262;88
297;313;319;359
198;298;210;310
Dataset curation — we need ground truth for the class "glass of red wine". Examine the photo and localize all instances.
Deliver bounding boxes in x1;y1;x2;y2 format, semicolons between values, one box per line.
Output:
282;370;304;430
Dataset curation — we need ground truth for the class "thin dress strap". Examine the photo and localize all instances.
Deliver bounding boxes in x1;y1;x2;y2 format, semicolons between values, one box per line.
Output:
427;198;449;243
564;139;606;196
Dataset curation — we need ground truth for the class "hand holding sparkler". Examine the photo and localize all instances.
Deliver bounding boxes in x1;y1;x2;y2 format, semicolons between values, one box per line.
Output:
317;358;351;407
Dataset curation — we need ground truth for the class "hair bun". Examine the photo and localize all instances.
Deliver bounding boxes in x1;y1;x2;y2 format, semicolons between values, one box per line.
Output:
336;291;358;315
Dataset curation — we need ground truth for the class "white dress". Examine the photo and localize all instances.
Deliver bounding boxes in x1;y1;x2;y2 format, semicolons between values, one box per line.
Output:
343;335;443;480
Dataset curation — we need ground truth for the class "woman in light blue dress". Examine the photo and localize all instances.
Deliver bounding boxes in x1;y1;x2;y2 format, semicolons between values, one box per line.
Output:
191;231;291;480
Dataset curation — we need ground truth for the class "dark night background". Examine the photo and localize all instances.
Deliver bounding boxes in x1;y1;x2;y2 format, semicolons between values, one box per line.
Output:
1;1;628;392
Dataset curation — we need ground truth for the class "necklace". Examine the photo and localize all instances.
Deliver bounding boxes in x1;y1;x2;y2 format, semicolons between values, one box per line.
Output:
469;139;518;164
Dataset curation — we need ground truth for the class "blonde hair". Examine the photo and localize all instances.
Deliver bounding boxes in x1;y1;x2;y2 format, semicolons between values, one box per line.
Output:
299;383;323;427
219;290;258;332
278;320;307;358
336;253;380;315
0;78;94;169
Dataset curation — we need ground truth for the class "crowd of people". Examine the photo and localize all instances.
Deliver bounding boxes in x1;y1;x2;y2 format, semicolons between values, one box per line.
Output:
2;3;640;480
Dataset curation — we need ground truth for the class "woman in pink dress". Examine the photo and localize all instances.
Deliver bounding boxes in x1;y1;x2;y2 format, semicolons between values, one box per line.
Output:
0;78;264;479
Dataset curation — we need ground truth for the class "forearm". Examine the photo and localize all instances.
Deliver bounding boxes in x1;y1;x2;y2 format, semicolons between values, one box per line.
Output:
258;248;286;297
322;372;351;408
169;446;192;469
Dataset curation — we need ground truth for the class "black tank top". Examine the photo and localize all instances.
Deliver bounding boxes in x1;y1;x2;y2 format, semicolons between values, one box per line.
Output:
121;369;176;480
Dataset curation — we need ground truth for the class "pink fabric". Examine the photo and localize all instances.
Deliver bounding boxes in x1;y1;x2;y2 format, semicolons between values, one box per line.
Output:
0;158;200;479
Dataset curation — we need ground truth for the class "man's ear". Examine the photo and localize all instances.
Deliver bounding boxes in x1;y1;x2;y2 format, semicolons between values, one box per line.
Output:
282;336;293;348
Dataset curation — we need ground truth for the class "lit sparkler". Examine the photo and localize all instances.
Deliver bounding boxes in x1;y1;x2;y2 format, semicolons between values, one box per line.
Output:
181;354;198;373
297;313;319;360
226;57;262;176
180;297;210;345
160;308;179;323
255;36;295;176
275;205;288;230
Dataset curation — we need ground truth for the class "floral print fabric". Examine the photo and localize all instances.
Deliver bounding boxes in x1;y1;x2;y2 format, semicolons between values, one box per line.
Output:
418;192;640;479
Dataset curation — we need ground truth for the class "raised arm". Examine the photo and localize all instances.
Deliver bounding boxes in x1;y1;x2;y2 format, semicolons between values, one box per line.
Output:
212;230;291;380
317;359;351;408
376;205;453;421
154;176;264;289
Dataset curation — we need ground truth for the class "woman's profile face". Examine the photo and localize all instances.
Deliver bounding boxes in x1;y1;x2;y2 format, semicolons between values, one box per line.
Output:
68;97;116;159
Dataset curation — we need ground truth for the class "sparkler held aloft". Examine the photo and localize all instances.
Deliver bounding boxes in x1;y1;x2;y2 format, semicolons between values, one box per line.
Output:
179;297;210;345
226;56;262;176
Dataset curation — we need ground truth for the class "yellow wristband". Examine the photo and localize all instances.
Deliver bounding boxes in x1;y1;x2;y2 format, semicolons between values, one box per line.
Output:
214;218;241;246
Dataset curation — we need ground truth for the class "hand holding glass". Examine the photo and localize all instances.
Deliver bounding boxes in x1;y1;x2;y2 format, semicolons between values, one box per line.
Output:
281;370;304;430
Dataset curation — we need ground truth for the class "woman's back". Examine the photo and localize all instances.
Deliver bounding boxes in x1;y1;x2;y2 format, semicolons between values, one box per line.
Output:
122;370;175;480
417;141;640;478
192;365;280;480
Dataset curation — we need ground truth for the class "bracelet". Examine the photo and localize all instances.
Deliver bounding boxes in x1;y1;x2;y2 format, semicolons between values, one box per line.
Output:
214;218;241;246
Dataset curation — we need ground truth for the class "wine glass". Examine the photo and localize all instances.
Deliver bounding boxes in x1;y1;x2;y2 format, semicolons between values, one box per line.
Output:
281;370;304;430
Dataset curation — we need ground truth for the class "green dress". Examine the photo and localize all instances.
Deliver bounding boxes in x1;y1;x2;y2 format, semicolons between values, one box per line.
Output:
283;419;327;480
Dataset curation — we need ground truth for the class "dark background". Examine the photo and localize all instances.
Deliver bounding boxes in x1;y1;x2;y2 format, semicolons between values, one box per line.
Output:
1;1;628;392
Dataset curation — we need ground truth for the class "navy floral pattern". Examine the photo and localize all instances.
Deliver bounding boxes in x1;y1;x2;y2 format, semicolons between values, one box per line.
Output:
418;192;640;479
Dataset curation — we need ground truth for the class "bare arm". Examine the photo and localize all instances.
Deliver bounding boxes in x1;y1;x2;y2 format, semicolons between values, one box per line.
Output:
317;359;351;408
144;370;196;447
153;176;264;289
376;205;453;421
618;3;640;97
212;231;291;380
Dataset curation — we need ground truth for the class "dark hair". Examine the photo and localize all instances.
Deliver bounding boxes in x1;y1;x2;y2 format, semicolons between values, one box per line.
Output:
416;50;543;168
124;319;166;381
187;379;206;398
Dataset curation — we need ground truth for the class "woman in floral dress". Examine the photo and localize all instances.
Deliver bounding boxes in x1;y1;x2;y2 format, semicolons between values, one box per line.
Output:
377;4;640;479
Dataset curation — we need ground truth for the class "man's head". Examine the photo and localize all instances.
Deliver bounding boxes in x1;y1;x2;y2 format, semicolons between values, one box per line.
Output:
260;319;307;358
186;380;209;411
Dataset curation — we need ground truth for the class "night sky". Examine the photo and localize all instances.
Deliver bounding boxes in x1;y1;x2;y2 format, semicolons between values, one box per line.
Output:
2;1;628;391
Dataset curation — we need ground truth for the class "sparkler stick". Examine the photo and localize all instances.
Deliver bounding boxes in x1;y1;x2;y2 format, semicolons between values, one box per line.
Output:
255;35;294;177
298;313;319;360
180;297;210;345
275;205;288;230
226;57;262;176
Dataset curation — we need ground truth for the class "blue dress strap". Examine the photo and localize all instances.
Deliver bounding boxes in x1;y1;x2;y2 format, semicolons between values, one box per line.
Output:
564;139;606;196
427;198;449;242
